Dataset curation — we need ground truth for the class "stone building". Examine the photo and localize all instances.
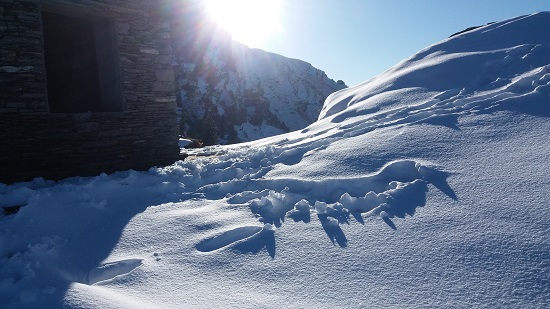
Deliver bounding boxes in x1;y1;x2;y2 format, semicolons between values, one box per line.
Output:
0;0;184;183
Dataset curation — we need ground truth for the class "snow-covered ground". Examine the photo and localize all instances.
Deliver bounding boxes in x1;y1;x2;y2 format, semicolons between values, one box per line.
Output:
1;12;549;309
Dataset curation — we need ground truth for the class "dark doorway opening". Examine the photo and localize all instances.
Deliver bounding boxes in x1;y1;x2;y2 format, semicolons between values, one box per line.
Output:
42;10;123;113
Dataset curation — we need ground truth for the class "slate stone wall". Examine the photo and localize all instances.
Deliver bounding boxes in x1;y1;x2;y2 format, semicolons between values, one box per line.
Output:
0;0;182;183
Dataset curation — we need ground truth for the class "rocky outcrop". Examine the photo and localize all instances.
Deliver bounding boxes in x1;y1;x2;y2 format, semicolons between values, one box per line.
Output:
171;15;346;145
449;22;495;37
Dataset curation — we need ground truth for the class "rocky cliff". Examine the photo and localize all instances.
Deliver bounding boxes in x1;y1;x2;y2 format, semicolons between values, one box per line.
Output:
171;10;345;145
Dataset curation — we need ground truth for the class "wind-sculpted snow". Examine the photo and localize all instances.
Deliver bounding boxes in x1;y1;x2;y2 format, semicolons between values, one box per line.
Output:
163;145;455;253
308;59;549;143
85;259;143;285
319;13;550;121
1;12;549;309
0;137;454;306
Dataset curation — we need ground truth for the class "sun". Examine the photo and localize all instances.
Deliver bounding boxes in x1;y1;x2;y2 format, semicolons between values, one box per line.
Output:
204;0;282;47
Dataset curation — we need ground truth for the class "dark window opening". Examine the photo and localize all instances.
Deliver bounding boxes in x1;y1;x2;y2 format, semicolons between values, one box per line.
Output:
42;10;123;113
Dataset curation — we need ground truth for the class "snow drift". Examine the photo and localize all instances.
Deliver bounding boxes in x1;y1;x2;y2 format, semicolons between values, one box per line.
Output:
1;12;549;309
319;13;550;120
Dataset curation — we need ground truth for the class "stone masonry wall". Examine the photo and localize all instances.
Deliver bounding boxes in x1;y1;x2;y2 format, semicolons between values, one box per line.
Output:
0;0;182;183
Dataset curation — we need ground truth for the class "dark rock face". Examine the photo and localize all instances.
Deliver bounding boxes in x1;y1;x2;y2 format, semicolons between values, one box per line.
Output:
170;5;347;145
0;0;181;183
450;22;495;37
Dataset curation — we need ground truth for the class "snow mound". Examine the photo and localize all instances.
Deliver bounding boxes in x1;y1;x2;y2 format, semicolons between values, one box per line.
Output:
319;12;550;121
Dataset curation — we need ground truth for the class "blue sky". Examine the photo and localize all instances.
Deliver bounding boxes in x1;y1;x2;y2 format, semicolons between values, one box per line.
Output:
245;0;550;87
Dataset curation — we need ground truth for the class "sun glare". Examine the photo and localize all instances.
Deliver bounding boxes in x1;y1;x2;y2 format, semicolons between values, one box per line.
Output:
204;0;282;47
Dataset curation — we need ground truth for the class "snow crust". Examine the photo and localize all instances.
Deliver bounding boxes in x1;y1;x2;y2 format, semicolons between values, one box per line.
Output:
1;12;549;309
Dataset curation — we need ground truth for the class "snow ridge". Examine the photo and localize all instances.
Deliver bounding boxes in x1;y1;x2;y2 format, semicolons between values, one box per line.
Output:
319;12;550;121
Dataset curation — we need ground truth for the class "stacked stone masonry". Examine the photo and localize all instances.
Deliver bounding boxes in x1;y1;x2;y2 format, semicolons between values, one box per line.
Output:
0;0;182;183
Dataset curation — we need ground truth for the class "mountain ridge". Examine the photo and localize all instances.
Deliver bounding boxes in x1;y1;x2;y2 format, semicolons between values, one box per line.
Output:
173;31;346;145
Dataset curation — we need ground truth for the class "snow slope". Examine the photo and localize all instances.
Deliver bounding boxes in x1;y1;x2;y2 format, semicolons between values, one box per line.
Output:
1;12;549;309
